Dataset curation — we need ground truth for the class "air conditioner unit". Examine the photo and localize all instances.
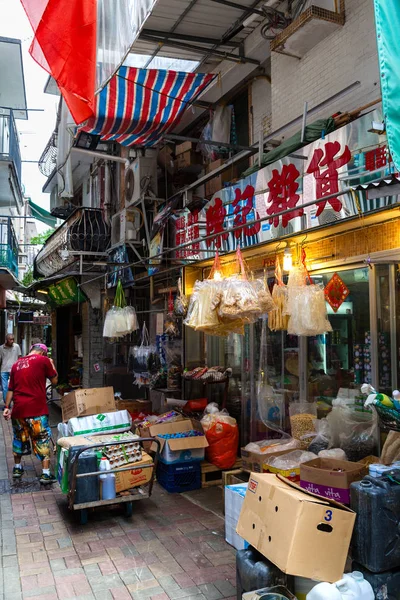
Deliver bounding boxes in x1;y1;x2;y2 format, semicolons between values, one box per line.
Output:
125;156;158;207
111;208;142;246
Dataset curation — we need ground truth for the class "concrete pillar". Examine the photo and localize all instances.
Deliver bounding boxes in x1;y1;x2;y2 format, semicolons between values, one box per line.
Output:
82;302;104;388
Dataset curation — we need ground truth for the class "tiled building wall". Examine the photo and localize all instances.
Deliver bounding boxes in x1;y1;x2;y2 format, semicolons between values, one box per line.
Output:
270;0;380;138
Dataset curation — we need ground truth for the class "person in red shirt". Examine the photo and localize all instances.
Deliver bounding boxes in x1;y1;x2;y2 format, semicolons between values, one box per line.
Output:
3;344;58;484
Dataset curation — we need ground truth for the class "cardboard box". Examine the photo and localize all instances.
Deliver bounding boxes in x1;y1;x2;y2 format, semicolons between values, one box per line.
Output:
236;473;356;582
114;452;153;493
136;411;185;451
241;447;293;473
176;150;202;170
205;159;238;197
115;399;152;414
300;458;368;504
62;387;116;422
150;419;208;464
176;141;194;155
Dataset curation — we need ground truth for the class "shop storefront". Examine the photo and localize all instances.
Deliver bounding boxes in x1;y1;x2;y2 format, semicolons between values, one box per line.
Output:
176;107;400;449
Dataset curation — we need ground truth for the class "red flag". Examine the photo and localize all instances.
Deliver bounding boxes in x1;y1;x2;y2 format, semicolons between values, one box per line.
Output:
21;0;96;124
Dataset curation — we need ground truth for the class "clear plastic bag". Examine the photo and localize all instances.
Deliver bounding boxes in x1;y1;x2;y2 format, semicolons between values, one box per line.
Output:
287;282;332;336
122;305;139;333
103;306;127;338
308;418;331;454
130;324;161;374
266;450;316;470
244;438;301;454
257;316;289;438
326;400;378;461
252;276;276;314
184;282;200;329
174;278;188;318
289;402;317;449
318;448;347;460
195;280;222;331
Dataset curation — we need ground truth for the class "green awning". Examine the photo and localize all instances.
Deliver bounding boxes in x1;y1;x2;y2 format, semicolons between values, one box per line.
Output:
28;199;57;228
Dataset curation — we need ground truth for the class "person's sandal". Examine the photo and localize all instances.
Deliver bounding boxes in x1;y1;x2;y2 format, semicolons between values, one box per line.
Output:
12;466;24;479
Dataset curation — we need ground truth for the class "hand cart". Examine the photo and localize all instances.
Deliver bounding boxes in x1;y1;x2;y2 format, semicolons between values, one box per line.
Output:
68;437;160;524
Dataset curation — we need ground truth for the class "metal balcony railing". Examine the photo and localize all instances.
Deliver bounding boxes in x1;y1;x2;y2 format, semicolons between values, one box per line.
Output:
0;218;19;278
35;208;110;278
0;112;22;183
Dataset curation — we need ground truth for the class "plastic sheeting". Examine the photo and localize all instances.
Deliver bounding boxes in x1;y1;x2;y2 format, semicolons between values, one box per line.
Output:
374;0;400;173
57;99;75;198
242;117;336;177
96;0;158;93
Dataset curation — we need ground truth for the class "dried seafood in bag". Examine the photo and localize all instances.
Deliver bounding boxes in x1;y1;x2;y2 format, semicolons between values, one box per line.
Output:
252;276;276;314
174;277;188;317
268;284;289;331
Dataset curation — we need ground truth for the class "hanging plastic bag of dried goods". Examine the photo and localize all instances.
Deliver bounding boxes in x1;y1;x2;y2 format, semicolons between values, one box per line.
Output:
103;279;128;338
201;403;239;469
257;316;290;439
286;251;332;336
251;269;276;314
131;323;160;373
174;277;188;318
268;257;289;331
184;251;224;333
219;247;261;323
165;290;179;337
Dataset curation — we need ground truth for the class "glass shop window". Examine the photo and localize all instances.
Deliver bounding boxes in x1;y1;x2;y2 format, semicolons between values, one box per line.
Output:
307;267;370;411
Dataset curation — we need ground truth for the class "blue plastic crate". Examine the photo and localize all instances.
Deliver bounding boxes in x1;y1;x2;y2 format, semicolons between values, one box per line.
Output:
156;460;201;493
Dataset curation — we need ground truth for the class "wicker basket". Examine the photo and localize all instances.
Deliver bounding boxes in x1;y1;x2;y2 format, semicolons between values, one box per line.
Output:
374;404;400;432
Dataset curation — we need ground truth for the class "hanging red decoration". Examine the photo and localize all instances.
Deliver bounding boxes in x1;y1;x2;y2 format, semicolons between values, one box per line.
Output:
324;272;350;312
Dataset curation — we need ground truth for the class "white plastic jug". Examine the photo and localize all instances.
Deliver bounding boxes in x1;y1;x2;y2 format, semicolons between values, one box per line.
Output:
306;572;374;600
99;458;116;500
344;572;374;600
306;581;342;600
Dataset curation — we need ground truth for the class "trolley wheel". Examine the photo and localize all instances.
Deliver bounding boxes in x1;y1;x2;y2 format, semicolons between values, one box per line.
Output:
79;509;88;525
124;502;133;518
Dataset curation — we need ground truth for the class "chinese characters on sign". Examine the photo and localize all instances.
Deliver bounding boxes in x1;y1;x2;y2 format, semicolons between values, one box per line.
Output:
364;145;387;172
175;110;389;256
205;197;228;249
232;185;260;238
306;141;351;216
267;164;303;227
175;211;200;259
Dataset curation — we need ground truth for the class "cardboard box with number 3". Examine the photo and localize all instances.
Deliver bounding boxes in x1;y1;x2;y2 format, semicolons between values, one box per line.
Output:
236;473;356;583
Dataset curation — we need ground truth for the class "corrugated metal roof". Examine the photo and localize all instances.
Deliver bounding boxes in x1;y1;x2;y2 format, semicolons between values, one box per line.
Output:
131;0;266;68
352;174;400;190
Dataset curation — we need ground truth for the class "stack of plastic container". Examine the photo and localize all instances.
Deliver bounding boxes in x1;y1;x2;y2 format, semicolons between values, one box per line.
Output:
350;469;400;598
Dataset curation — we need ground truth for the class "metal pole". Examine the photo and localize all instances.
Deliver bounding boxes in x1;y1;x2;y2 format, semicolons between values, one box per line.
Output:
164;133;254;152
71;147;129;166
369;265;379;390
301;102;308;143
389;264;397;391
75;184;361;289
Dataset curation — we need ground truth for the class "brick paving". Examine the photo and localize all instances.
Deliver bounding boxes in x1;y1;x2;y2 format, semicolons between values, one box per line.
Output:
0;417;237;600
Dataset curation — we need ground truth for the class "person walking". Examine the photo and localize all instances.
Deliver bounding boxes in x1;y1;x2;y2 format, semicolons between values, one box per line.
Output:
3;344;58;484
0;334;21;405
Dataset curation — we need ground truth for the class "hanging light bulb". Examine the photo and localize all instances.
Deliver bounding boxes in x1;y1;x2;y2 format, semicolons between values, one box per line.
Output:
283;247;293;271
213;270;222;281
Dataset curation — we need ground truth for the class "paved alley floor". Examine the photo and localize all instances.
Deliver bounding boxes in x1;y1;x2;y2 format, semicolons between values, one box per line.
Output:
0;416;237;600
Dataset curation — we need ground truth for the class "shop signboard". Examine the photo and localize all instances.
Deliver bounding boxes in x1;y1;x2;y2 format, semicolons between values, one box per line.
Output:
174;108;396;260
48;278;86;306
